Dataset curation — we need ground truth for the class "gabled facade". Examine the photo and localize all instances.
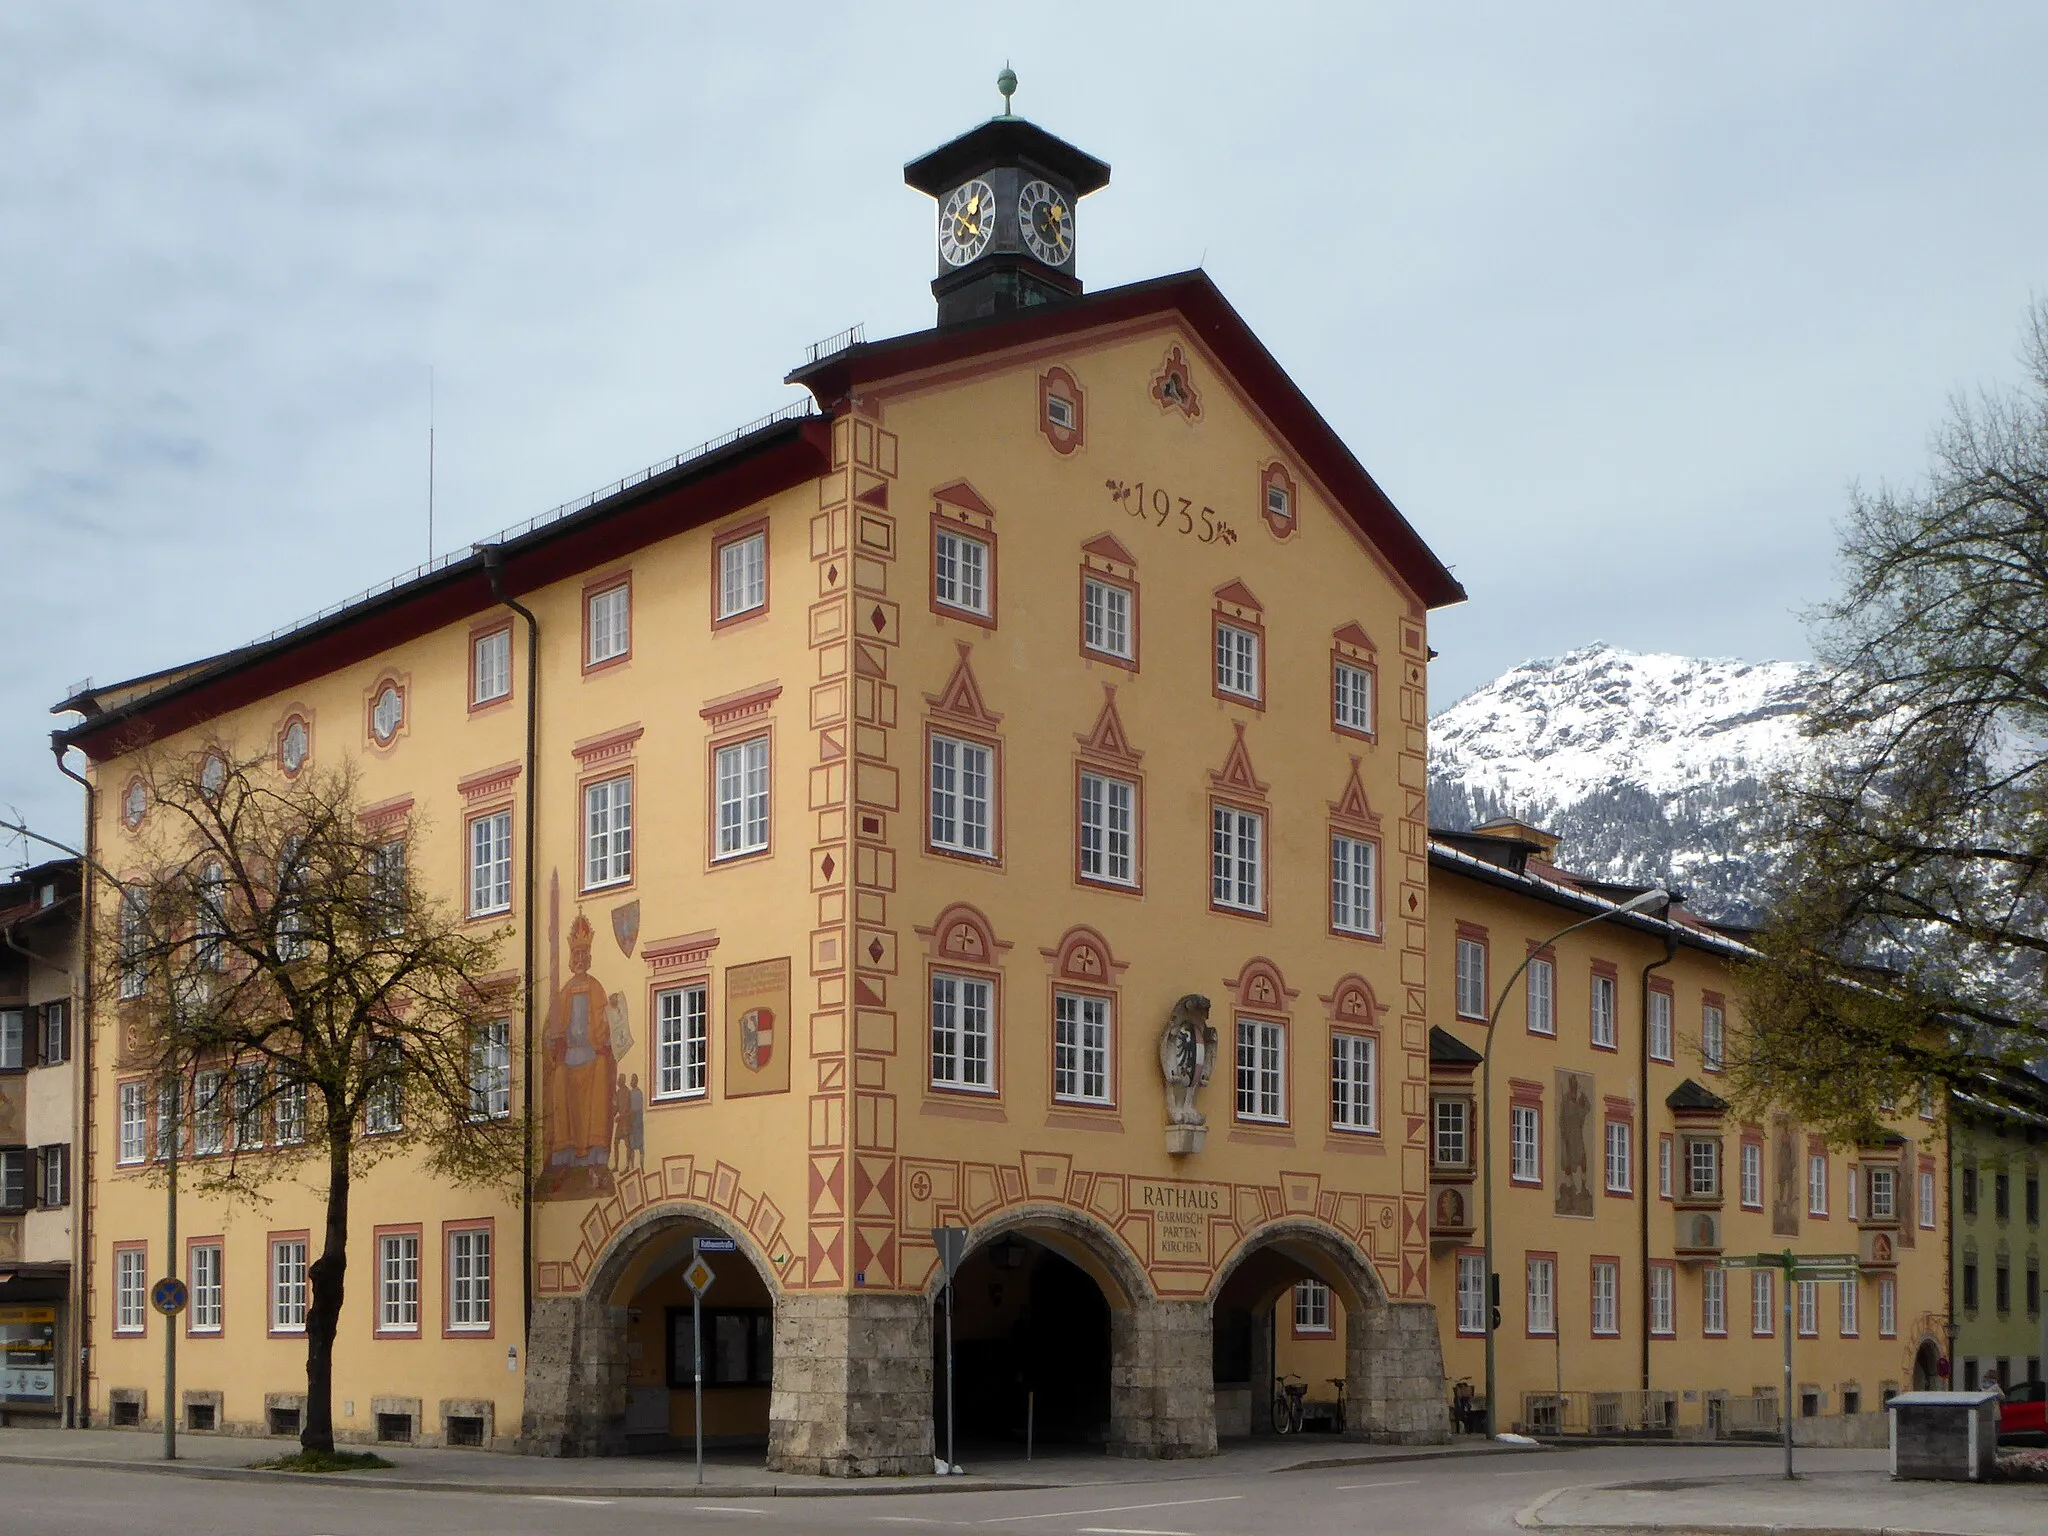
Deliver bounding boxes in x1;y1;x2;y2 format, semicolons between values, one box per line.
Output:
58;106;1466;1469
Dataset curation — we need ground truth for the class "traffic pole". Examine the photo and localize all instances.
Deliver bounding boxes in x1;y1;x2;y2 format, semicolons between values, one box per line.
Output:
163;1071;178;1463
1781;1251;1794;1481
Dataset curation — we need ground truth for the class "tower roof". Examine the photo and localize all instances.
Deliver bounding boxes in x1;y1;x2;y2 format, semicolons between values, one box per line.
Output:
904;115;1110;199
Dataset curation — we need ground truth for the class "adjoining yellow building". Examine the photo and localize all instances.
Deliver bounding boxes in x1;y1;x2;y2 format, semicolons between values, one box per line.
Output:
1277;822;1949;1442
1947;1080;2046;1395
57;103;1470;1470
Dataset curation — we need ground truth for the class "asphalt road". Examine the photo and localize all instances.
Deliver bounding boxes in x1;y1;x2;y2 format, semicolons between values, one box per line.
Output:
0;1445;1893;1536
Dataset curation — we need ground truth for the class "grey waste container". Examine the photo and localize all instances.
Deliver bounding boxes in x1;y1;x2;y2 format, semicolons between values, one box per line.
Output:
1887;1390;2000;1481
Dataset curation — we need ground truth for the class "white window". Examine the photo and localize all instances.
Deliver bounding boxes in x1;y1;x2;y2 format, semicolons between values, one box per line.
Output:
0;1149;23;1211
1455;937;1487;1020
586;582;629;665
1053;992;1112;1105
39;1145;68;1208
714;736;772;859
1590;973;1616;1048
1650;1266;1674;1335
449;1228;492;1331
190;1244;222;1333
154;1080;180;1162
1703;1267;1727;1334
1659;1136;1674;1198
1456;1253;1487;1333
1752;1271;1775;1335
929;972;993;1091
1045;392;1076;430
929;735;993;856
116;1249;146;1333
1648;989;1673;1061
1077;772;1136;886
1605;1120;1632;1193
1235;1017;1285;1123
1330;1034;1375;1132
1591;1260;1620;1335
118;1082;147;1164
195;860;227;971
1702;1002;1725;1071
371;839;406;934
378;1232;420;1332
1510;1104;1541;1182
933;529;990;617
1919;1170;1936;1228
718;531;767;620
193;1068;226;1156
1741;1142;1763;1207
364;1047;403;1135
1879;1276;1897;1335
1809;1153;1829;1216
272;1239;308;1332
1847;1164;1860;1221
1330;834;1377;935
233;1063;265;1150
1798;1278;1819;1336
1526;955;1554;1034
1434;1098;1469;1169
1082;577;1131;659
1210;805;1264;913
1840;1277;1859;1336
469;810;512;916
119;889;149;1000
276;1078;306;1146
469;1020;511;1121
0;1011;22;1071
583;775;632;888
1868;1166;1896;1220
1527;1257;1556;1335
473;628;511;704
655;984;709;1100
280;717;309;775
1333;660;1373;734
1266;481;1292;524
1215;622;1259;700
1293;1280;1331;1333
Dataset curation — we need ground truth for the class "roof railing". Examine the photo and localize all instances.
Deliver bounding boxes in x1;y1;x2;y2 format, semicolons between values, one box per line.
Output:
244;399;819;650
805;323;865;364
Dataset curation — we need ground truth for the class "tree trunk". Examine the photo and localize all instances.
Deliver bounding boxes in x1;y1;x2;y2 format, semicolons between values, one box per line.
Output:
301;1138;352;1454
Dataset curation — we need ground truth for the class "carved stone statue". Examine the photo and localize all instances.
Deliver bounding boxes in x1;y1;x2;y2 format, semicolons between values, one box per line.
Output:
1158;993;1218;1155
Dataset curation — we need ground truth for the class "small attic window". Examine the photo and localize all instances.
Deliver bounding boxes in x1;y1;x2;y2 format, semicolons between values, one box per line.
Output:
1039;367;1084;454
1259;462;1299;539
1266;483;1290;522
1046;393;1075;430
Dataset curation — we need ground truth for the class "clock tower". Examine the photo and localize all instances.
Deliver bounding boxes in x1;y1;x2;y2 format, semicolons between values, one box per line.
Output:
904;69;1111;326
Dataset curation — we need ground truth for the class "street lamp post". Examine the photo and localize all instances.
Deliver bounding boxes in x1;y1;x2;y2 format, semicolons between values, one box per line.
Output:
1480;886;1669;1437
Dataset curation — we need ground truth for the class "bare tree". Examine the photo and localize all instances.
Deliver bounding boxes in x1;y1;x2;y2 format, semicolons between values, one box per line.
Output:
1738;302;2048;1137
98;748;519;1453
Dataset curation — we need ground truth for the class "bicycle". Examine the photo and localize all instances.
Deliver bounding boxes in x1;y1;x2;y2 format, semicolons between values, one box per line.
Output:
1327;1376;1348;1434
1272;1372;1309;1434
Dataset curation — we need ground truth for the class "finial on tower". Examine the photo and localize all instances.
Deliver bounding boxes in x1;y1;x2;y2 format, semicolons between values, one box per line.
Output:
997;64;1017;116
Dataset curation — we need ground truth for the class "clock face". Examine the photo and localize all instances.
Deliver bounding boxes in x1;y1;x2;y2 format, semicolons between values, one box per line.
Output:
938;179;997;267
1018;179;1074;265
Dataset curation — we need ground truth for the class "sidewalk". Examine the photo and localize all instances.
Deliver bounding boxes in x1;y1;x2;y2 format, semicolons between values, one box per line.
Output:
1521;1469;2047;1536
0;1424;1529;1498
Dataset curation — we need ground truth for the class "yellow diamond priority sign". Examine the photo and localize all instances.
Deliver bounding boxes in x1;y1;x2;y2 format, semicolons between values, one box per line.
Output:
684;1256;715;1296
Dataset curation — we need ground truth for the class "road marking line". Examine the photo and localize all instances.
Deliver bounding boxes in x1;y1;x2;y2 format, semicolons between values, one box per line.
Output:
873;1519;946;1525
993;1496;1241;1523
697;1507;771;1515
1488;1468;1560;1477
1074;1528;1201;1535
530;1496;617;1506
1334;1478;1420;1490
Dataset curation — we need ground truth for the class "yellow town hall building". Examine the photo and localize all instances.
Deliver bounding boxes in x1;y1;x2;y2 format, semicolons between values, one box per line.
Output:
59;105;1467;1469
55;102;1948;1465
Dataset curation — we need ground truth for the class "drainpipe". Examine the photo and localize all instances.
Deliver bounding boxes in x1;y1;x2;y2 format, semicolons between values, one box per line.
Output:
480;546;540;1353
1639;907;1677;1396
51;737;96;1428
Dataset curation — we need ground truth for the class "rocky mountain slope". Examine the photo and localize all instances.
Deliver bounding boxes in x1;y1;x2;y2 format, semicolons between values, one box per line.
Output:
1427;646;1821;923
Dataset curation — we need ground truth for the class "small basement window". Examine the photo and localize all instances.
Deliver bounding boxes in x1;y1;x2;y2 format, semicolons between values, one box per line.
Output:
267;1405;301;1436
1841;1389;1861;1415
186;1402;216;1432
1799;1389;1822;1418
112;1398;141;1427
445;1414;486;1447
376;1412;414;1444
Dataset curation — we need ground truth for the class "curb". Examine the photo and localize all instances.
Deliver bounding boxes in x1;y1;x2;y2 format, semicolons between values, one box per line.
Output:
1515;1483;1985;1536
0;1453;1050;1498
1279;1442;1550;1472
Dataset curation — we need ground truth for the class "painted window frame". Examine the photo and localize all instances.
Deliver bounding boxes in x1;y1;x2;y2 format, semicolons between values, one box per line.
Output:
1052;989;1114;1108
1329;831;1380;938
444;1219;495;1338
1233;1013;1287;1126
469;622;513;711
1076;769;1139;890
582;574;632;673
1456;1250;1487;1336
1526;1252;1558;1338
713;522;770;628
374;1225;422;1337
1329;1031;1376;1135
1702;996;1727;1073
1740;1137;1764;1209
1649;1261;1676;1337
653;981;710;1102
114;1243;148;1335
467;807;514;919
1589;965;1618;1051
581;770;634;892
932;525;993;621
928;729;999;861
1209;801;1266;917
1509;1099;1543;1186
1604;1117;1633;1195
269;1232;309;1336
1080;573;1136;665
1702;1265;1728;1337
711;731;773;863
1292;1279;1332;1336
1454;930;1489;1021
187;1238;224;1336
929;968;998;1096
1648;981;1674;1063
1526;951;1556;1036
1590;1257;1621;1336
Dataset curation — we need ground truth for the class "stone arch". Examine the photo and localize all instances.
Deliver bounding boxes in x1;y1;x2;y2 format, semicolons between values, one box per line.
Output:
1208;1217;1444;1446
921;1200;1149;1311
522;1199;783;1459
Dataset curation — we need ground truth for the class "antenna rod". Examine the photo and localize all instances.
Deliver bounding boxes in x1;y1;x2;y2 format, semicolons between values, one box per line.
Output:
428;366;436;561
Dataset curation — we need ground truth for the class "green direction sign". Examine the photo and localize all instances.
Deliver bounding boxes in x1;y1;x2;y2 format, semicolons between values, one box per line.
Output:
1719;1250;1859;1277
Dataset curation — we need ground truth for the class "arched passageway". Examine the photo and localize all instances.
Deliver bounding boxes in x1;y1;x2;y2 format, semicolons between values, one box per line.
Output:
521;1205;781;1461
936;1232;1113;1448
1210;1220;1446;1445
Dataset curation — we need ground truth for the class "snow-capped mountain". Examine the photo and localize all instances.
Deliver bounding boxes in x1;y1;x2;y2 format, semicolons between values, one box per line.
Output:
1428;646;1821;923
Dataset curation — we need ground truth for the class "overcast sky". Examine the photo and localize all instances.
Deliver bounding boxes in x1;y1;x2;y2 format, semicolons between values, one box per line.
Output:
6;3;2046;857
